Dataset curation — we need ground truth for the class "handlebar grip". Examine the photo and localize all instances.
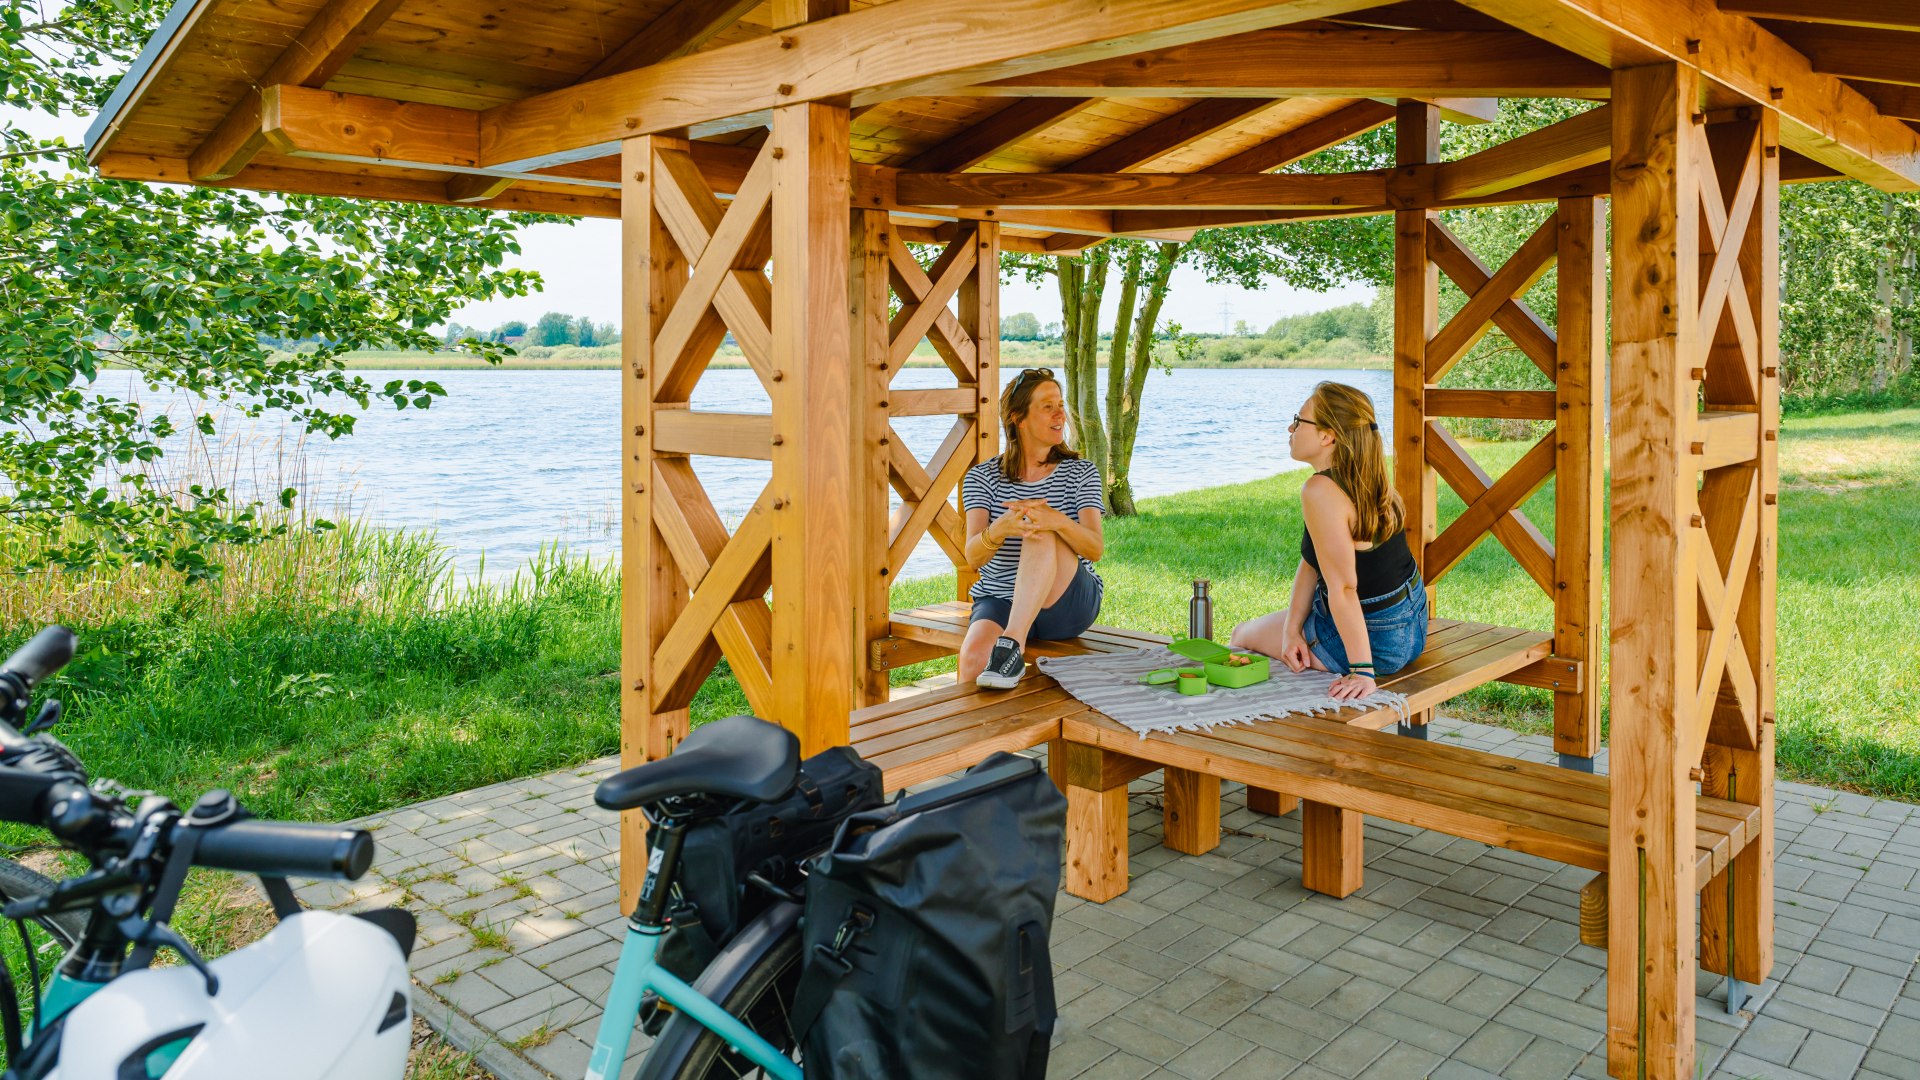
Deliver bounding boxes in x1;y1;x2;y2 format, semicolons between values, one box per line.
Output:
190;820;376;881
1;627;76;690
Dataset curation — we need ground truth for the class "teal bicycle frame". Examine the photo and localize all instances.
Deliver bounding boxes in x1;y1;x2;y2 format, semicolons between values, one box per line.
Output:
583;817;801;1080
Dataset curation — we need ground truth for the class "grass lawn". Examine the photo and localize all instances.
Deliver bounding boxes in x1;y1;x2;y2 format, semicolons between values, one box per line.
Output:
0;407;1913;1076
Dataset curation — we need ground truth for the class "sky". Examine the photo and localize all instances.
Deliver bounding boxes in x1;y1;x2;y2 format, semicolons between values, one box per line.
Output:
450;218;1378;336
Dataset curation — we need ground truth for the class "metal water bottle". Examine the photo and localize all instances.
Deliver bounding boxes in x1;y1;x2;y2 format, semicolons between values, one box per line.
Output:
1189;579;1214;642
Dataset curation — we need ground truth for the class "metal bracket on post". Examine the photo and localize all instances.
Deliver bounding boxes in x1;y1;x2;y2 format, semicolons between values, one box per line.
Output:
1726;976;1758;1014
1396;721;1429;740
1558;753;1595;773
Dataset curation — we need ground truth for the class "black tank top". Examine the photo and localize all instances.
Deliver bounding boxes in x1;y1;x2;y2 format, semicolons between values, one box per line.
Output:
1299;472;1417;599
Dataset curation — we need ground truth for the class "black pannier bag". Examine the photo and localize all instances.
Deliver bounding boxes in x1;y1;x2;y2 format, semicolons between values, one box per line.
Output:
655;744;885;984
794;751;1068;1080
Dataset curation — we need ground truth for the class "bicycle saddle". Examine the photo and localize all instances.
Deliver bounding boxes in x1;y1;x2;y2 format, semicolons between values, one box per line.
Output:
595;714;801;811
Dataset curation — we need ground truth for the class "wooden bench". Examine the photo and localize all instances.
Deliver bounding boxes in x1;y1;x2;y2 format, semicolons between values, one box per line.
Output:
1056;707;1763;906
850;607;1560;851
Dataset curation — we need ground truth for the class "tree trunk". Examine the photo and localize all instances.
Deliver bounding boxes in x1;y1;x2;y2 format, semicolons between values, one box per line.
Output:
1105;242;1180;516
1103;244;1144;511
1056;247;1111;482
1875;196;1896;393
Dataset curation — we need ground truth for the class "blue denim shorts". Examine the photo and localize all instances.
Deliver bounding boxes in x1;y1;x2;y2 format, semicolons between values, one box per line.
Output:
1301;574;1429;677
969;562;1103;641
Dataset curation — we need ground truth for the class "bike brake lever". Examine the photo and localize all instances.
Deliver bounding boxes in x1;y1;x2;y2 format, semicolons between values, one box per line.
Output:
22;700;60;736
116;916;219;997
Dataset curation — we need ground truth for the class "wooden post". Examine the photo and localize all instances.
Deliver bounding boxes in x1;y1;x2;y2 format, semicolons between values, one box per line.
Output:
1059;742;1130;902
1395;99;1440;717
769;100;855;755
618;132;693;913
853;209;894;708
1607;62;1700;1080
1697;108;1778;994
1300;800;1363;898
959;221;1002;602
1554;195;1604;764
1162;767;1220;856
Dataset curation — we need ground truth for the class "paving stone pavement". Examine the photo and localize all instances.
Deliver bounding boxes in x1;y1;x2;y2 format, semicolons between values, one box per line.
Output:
298;693;1920;1080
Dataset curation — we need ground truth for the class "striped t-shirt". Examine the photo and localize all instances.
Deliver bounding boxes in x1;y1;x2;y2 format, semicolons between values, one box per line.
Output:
960;456;1106;601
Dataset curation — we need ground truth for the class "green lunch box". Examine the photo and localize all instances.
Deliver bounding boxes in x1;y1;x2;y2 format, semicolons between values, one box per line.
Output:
1139;666;1201;686
1205;653;1272;689
1176;670;1210;696
1169;638;1230;664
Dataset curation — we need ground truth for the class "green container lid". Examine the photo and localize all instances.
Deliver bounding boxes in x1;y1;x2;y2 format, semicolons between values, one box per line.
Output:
1169;638;1230;663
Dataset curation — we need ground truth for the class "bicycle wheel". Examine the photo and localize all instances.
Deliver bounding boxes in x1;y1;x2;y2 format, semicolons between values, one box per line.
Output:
0;859;85;951
637;902;805;1080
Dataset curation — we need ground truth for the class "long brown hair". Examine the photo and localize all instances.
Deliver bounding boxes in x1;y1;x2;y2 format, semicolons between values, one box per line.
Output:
1310;381;1403;544
999;368;1080;481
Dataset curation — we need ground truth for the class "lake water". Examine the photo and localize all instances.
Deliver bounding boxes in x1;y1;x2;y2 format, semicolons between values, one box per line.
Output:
118;367;1392;583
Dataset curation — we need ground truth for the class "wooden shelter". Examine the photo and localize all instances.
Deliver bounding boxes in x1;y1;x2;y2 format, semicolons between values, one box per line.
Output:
87;2;1920;1076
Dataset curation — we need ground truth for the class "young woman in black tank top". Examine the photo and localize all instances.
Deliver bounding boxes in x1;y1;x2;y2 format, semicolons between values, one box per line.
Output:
1229;382;1427;700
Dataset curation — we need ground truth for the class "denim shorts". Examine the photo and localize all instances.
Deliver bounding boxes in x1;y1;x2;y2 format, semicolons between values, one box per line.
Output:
969;562;1103;641
1301;573;1428;677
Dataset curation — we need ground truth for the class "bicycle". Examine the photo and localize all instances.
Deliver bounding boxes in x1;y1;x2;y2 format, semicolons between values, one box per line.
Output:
0;626;417;1079
581;713;1054;1080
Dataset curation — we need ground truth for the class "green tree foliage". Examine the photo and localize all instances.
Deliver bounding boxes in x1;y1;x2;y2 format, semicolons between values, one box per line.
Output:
2;0;551;576
1000;311;1042;340
1780;181;1919;399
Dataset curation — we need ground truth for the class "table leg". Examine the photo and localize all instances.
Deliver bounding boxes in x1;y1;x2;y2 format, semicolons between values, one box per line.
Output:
1246;786;1299;817
1162;767;1219;856
1059;741;1146;903
1301;800;1363;898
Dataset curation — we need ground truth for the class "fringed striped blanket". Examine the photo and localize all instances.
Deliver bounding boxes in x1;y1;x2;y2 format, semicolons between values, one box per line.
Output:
1034;646;1408;738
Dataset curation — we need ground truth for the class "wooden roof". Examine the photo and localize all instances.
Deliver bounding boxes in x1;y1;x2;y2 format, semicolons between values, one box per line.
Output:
84;0;1920;245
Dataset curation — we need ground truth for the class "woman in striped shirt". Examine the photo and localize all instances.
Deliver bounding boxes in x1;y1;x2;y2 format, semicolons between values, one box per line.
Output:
959;368;1107;688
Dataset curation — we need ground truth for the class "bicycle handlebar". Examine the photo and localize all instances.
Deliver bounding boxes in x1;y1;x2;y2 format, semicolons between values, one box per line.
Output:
1;626;76;693
190;819;375;881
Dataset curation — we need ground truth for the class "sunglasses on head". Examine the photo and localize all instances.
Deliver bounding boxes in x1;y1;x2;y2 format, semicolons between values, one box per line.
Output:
1008;367;1054;394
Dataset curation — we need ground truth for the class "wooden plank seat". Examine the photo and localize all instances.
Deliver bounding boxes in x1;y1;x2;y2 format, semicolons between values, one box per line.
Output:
1057;707;1763;907
849;607;1561;862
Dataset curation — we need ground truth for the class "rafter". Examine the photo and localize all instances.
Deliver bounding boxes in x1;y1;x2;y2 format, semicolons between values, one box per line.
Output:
1455;0;1920;189
962;29;1610;98
1062;98;1278;172
583;0;763;83
1772;23;1920;88
1853;81;1920;121
895;170;1388;209
189;0;405;179
1200;99;1397;173
474;0;1389;170
1718;1;1920;30
904;98;1096;171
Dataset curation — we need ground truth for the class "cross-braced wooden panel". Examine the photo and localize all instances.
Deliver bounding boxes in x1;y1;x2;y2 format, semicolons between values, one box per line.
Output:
1393;140;1603;760
635;138;782;722
853;214;1000;704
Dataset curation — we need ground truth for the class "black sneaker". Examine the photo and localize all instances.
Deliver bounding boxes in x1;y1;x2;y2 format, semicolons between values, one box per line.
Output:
976;636;1025;688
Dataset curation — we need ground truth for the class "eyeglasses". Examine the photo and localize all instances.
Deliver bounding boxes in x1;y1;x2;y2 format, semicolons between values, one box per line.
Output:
1009;367;1054;394
1288;414;1321;432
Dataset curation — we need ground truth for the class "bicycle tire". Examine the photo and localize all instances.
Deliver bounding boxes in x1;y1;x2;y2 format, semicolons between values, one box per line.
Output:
636;901;805;1080
0;859;85;951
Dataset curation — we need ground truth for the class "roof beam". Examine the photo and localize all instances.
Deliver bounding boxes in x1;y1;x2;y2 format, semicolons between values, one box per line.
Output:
1060;98;1277;172
582;0;763;82
960;29;1611;97
1200;99;1397;172
1774;24;1920;88
1855;81;1920;121
902;97;1096;171
1717;1;1920;30
187;0;404;180
894;170;1388;209
1429;104;1611;201
476;0;1391;170
1456;0;1920;189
